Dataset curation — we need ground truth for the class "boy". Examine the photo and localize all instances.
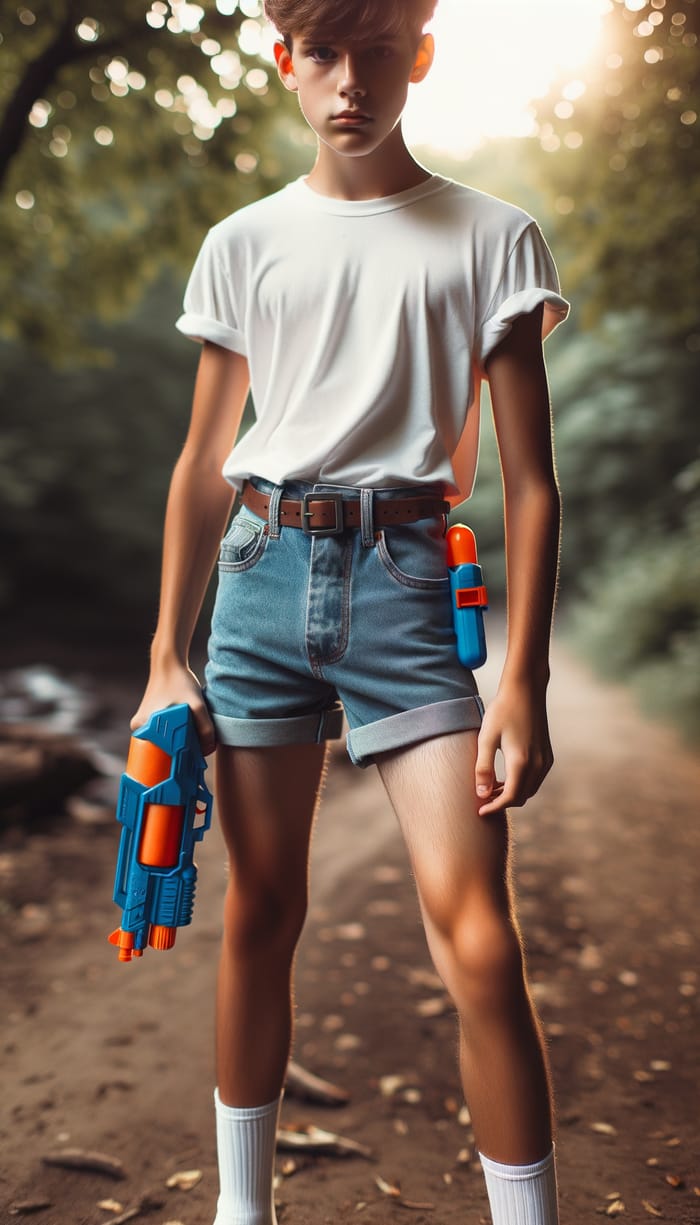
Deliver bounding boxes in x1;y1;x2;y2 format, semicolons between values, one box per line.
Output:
132;0;569;1221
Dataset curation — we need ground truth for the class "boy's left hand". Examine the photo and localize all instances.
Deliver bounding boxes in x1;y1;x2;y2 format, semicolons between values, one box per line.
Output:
474;681;553;816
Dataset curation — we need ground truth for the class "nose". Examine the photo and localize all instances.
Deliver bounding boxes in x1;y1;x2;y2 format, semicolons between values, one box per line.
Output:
338;53;366;99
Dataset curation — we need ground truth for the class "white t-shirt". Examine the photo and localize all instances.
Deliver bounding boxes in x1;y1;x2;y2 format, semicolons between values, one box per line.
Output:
176;174;569;501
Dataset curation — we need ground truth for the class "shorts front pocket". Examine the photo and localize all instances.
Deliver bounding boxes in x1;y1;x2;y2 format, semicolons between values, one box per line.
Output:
218;508;269;572
375;520;450;590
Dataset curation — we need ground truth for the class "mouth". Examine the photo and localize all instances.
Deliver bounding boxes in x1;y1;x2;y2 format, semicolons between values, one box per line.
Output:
331;110;372;125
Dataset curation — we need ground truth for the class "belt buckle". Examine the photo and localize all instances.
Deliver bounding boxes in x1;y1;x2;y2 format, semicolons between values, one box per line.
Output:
301;491;344;536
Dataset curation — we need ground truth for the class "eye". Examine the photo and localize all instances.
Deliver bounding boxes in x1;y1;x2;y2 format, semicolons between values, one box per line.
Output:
308;45;337;63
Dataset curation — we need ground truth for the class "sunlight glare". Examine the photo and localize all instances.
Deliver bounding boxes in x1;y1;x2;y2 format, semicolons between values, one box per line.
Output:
403;0;610;154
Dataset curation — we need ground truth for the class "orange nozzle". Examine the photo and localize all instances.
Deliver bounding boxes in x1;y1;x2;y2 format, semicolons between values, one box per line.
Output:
446;524;478;567
109;927;136;962
149;924;177;951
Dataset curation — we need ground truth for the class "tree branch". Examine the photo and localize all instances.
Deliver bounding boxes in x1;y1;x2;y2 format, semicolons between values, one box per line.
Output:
0;9;135;193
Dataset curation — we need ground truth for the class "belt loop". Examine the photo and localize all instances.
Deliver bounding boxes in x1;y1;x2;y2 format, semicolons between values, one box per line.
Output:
268;484;283;539
359;487;375;548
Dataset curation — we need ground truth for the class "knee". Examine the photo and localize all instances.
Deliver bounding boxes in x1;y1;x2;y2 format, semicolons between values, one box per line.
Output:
223;874;307;959
431;901;525;1011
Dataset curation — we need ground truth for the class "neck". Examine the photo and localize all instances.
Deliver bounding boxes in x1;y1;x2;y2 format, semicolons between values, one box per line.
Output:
305;126;431;201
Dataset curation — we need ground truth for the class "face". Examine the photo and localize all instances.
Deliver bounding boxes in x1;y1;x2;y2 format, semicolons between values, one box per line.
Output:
274;29;434;160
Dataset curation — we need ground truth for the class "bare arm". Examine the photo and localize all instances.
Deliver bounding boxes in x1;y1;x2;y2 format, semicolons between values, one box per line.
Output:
475;305;562;815
131;341;251;752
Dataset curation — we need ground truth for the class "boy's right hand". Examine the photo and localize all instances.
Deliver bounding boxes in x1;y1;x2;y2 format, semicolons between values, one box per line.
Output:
130;665;217;756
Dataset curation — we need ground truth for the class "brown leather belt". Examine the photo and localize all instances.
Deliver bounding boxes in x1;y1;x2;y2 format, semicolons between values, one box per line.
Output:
241;481;450;538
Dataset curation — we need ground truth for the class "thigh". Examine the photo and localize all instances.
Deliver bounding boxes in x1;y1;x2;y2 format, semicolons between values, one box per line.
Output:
376;729;513;931
214;742;328;895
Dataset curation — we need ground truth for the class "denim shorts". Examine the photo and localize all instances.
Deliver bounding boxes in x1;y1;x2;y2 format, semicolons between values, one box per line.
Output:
204;477;484;767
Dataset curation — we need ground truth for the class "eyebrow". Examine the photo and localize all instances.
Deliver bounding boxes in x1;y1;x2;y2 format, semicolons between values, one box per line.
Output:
299;31;401;48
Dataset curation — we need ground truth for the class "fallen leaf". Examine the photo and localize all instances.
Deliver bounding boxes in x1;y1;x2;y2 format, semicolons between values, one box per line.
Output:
406;967;443;989
399;1199;435;1210
321;1014;345;1031
641;1203;663;1217
402;1088;422;1104
379;1074;406;1097
285;1059;350;1105
335;1033;362;1051
373;865;402;883
415;996;451;1018
664;1174;684;1189
281;1158;298;1177
277;1124;372;1159
591;1122;618;1136
98;1202;125;1213
605;1200;625;1217
42;1148;125;1179
663;1137;681;1147
336;922;366;941
579;944;603;970
618;970;638;987
650;1061;671;1072
108;1197;164;1225
375;1175;402;1198
165;1170;202;1191
371;956;391;971
8;1201;52;1216
645;1158;659;1167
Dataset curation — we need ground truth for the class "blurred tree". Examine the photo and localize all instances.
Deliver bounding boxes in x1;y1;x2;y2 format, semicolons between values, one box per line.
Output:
534;0;699;346
0;0;310;363
531;0;700;738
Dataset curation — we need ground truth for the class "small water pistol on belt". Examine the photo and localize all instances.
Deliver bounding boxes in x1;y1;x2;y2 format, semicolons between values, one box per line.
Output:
108;703;212;962
446;523;488;669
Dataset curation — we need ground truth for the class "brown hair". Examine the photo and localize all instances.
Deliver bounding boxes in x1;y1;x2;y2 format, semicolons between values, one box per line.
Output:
263;0;437;47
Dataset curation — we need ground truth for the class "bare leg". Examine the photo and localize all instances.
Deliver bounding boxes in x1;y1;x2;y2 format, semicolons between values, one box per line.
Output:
377;729;554;1164
214;741;328;1106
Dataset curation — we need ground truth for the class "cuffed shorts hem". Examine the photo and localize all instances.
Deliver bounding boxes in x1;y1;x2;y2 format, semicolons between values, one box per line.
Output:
346;695;485;768
212;702;345;748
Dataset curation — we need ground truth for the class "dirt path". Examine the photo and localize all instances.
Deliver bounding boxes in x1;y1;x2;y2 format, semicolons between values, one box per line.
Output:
1;636;698;1224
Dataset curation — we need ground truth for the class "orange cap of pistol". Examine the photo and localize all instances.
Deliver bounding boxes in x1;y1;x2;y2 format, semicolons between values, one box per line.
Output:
446;524;478;568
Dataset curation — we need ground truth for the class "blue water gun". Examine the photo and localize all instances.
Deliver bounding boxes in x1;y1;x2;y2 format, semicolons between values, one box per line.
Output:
447;524;488;669
108;704;212;962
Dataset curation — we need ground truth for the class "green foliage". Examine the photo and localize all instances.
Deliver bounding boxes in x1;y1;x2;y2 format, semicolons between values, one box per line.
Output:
0;276;200;639
531;0;700;739
535;0;699;347
569;517;700;741
0;0;310;363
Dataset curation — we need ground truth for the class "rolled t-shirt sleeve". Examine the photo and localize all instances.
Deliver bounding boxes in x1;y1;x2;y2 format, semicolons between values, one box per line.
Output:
175;229;246;354
478;220;570;364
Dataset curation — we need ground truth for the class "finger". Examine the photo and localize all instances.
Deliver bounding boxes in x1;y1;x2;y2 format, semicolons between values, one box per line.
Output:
475;726;499;800
191;702;217;756
478;757;529;815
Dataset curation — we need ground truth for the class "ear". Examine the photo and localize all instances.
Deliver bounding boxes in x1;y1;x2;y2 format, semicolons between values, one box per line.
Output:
410;33;434;83
274;39;299;92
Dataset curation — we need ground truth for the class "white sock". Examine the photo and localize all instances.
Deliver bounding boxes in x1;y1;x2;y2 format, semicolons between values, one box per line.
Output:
213;1086;283;1225
479;1143;559;1225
